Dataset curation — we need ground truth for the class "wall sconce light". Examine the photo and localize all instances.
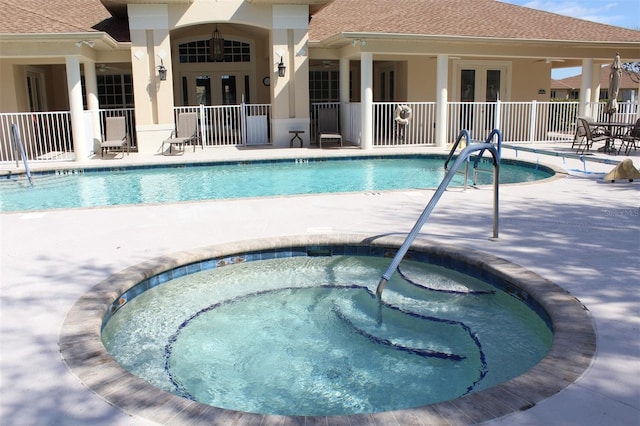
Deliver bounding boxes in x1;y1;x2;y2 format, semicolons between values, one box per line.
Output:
277;56;286;77
157;59;167;81
210;25;225;62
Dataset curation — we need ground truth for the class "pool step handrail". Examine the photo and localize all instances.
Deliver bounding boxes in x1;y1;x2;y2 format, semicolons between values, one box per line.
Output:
376;129;502;298
11;124;33;187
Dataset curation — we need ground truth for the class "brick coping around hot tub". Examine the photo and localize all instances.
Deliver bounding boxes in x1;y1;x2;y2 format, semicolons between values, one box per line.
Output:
59;233;596;426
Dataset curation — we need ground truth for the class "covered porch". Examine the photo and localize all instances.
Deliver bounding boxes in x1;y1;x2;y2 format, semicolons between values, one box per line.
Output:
1;0;639;162
1;98;638;163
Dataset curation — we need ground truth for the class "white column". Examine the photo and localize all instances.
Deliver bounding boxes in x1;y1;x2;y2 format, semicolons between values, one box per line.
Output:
636;81;640;121
65;56;88;161
128;4;175;153
591;63;601;103
83;62;101;154
579;58;593;118
339;58;350;142
360;52;373;150
435;54;448;148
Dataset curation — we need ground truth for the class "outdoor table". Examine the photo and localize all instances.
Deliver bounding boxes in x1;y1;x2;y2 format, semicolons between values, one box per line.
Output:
289;130;304;148
593;122;634;154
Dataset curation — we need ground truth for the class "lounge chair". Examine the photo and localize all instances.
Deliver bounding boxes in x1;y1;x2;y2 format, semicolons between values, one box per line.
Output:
100;116;129;157
573;117;608;154
618;118;640;156
162;112;200;155
316;108;342;148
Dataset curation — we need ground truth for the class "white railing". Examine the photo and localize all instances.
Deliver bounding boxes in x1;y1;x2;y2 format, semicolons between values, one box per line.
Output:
589;101;638;124
373;102;437;146
313;100;622;146
174;103;271;147
1;100;637;162
0;111;73;162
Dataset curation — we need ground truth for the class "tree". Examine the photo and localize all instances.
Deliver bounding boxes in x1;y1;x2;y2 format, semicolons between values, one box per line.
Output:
622;62;640;83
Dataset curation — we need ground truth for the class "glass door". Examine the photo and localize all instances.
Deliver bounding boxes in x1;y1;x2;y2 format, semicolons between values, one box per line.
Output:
484;69;501;131
220;75;237;105
26;71;45;112
377;65;395;101
195;75;212;106
455;62;509;134
184;72;248;106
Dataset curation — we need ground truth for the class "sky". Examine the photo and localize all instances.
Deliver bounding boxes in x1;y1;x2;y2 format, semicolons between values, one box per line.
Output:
498;0;640;79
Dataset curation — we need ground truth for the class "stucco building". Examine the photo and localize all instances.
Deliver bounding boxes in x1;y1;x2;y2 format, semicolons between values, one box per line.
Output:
1;0;639;158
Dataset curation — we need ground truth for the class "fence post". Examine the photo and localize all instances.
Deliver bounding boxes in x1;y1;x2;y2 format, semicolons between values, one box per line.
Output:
528;100;537;143
495;99;502;134
198;104;207;147
241;101;247;146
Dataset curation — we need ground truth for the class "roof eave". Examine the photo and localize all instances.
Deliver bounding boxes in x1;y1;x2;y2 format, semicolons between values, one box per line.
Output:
310;32;640;60
0;32;126;50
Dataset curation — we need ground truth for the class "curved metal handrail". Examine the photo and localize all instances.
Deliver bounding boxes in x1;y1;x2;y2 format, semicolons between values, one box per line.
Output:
11;124;33;187
376;129;502;298
444;129;472;171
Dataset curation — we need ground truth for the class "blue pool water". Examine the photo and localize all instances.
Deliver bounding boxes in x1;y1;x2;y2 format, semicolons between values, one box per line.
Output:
0;155;553;212
102;254;552;416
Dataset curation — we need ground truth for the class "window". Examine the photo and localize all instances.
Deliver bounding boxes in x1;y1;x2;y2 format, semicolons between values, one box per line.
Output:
97;74;134;108
178;39;251;63
309;71;339;102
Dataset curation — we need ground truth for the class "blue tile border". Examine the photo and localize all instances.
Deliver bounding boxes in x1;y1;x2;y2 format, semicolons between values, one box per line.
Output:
1;153;555;180
104;241;554;364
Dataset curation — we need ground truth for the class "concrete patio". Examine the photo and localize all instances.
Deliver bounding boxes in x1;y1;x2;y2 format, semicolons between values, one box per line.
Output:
1;143;638;425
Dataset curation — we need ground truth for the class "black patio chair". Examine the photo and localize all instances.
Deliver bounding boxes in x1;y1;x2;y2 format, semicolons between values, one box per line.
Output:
618;118;640;156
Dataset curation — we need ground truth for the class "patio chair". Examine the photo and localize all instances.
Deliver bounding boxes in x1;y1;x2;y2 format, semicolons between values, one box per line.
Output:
316;108;342;148
100;116;129;157
573;117;608;154
162;112;200;155
618;118;640;156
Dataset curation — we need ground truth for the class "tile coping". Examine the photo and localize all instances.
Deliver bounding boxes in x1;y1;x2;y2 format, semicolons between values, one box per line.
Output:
59;234;596;426
2;152;558;180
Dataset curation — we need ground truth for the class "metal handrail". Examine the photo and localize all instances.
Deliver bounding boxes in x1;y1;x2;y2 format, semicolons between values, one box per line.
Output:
11;124;33;187
376;129;502;298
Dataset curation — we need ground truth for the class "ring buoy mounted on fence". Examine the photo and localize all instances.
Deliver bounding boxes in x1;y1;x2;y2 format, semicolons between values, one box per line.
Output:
395;104;412;126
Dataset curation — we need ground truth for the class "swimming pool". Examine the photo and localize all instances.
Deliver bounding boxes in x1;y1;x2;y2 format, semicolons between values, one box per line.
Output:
61;234;595;425
0;155;554;213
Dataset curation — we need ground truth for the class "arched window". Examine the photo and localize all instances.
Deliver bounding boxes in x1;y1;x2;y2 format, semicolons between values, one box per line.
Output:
178;39;251;63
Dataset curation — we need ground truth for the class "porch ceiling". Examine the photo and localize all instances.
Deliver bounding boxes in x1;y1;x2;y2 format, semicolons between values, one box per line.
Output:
100;0;192;18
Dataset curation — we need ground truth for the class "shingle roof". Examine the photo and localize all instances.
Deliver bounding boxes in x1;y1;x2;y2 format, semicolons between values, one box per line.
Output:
0;0;638;46
0;0;129;42
551;65;639;90
309;0;640;43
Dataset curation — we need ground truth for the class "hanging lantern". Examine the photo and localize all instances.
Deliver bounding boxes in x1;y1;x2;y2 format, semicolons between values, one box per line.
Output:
210;26;225;62
157;59;167;81
277;56;286;77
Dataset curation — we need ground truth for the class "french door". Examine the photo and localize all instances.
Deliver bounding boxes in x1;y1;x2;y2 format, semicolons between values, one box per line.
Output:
186;72;250;106
454;62;509;133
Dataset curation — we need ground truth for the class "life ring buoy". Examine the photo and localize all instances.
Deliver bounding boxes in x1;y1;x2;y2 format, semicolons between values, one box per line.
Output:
395;105;412;126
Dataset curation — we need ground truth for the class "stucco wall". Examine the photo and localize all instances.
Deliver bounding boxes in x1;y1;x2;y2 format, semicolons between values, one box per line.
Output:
0;62;21;112
511;60;551;101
